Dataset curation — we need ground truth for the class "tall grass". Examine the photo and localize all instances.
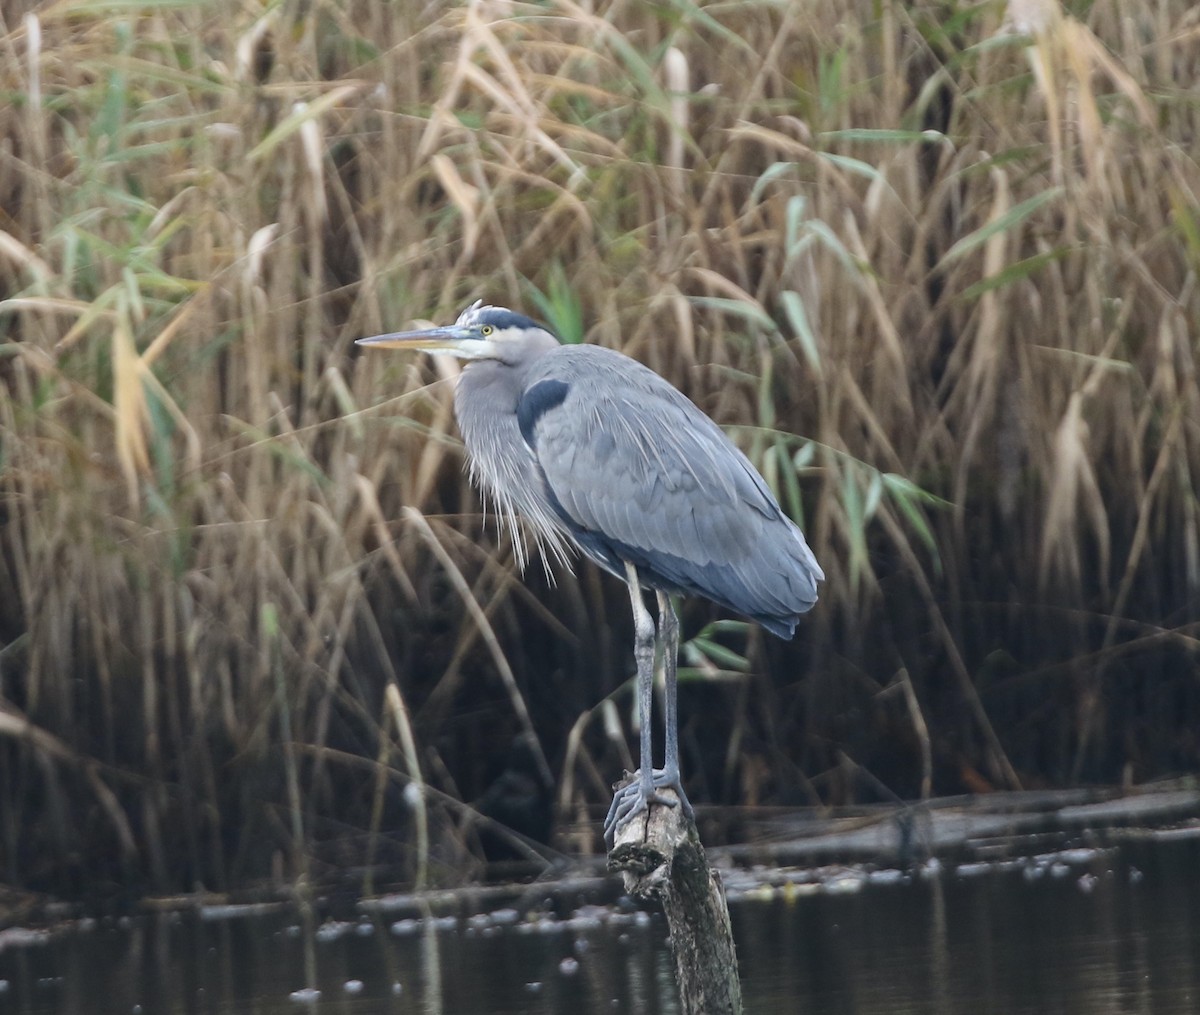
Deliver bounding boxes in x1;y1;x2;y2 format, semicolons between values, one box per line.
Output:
0;0;1197;897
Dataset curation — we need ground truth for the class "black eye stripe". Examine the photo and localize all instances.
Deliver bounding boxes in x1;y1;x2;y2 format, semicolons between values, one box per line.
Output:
468;309;544;333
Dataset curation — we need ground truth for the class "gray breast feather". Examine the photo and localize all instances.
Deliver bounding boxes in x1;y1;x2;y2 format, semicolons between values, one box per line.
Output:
524;345;822;615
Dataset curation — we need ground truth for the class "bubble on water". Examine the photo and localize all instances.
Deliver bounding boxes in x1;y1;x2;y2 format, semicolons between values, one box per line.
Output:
288;987;321;1004
315;921;351;943
868;868;907;885
824;872;864;895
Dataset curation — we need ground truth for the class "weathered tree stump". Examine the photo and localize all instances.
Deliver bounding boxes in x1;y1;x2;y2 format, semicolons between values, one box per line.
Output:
607;785;742;1015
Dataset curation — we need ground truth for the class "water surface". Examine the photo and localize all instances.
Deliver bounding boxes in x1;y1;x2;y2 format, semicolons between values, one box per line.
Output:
1;832;1196;1014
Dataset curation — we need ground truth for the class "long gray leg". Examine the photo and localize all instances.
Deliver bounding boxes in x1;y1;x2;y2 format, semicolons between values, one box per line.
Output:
629;563;656;812
604;563;678;847
654;591;694;821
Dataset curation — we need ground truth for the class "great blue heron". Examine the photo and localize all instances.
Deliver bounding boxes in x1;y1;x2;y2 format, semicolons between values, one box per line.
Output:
358;301;823;846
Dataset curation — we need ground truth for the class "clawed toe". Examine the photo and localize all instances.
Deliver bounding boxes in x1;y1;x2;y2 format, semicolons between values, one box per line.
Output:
604;778;653;848
649;769;694;822
603;770;694;848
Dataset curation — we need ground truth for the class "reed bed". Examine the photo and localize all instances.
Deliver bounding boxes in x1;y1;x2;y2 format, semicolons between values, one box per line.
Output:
0;0;1197;898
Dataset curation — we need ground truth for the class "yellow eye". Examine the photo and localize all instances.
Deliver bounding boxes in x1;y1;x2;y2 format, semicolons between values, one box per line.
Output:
480;324;494;336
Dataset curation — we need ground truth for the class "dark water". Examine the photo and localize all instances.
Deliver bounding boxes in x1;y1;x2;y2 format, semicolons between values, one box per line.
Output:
1;833;1196;1014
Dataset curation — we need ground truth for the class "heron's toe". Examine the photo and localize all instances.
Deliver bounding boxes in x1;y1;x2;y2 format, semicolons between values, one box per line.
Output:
649;770;695;822
603;783;649;848
603;773;689;848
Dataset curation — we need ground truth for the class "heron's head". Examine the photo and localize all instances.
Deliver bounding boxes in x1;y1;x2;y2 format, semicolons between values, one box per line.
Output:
356;301;559;364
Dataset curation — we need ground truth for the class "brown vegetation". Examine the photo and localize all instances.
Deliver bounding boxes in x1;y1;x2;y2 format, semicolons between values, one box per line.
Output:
0;0;1197;899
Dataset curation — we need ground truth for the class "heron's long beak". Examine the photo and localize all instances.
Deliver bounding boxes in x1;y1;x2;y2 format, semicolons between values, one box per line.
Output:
355;325;473;352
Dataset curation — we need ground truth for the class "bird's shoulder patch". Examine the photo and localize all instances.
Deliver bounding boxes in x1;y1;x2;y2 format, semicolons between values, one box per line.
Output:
517;378;571;450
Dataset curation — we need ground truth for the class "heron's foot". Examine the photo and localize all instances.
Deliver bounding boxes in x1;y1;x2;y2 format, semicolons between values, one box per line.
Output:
603;769;694;849
603;775;670;849
649;766;695;823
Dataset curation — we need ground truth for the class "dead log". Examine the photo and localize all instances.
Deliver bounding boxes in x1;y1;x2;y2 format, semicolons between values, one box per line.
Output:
607;786;742;1015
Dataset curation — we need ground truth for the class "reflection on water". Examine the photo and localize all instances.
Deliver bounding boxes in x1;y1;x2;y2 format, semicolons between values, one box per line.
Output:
735;833;1200;1015
1;834;1197;1014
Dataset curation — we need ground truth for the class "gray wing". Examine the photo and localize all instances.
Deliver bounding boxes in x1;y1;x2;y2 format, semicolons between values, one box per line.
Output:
519;345;822;636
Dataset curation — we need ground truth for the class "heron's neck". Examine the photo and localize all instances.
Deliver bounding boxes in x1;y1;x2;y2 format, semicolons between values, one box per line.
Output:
454;359;524;453
458;358;520;409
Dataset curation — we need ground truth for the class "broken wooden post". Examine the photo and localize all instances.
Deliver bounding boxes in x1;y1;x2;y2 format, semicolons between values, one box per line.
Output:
607;786;742;1015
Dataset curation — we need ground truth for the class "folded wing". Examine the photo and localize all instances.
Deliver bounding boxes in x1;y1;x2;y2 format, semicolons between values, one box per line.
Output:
520;345;822;638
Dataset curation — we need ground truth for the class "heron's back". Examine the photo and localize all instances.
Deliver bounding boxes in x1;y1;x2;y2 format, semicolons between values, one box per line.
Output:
501;344;823;637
